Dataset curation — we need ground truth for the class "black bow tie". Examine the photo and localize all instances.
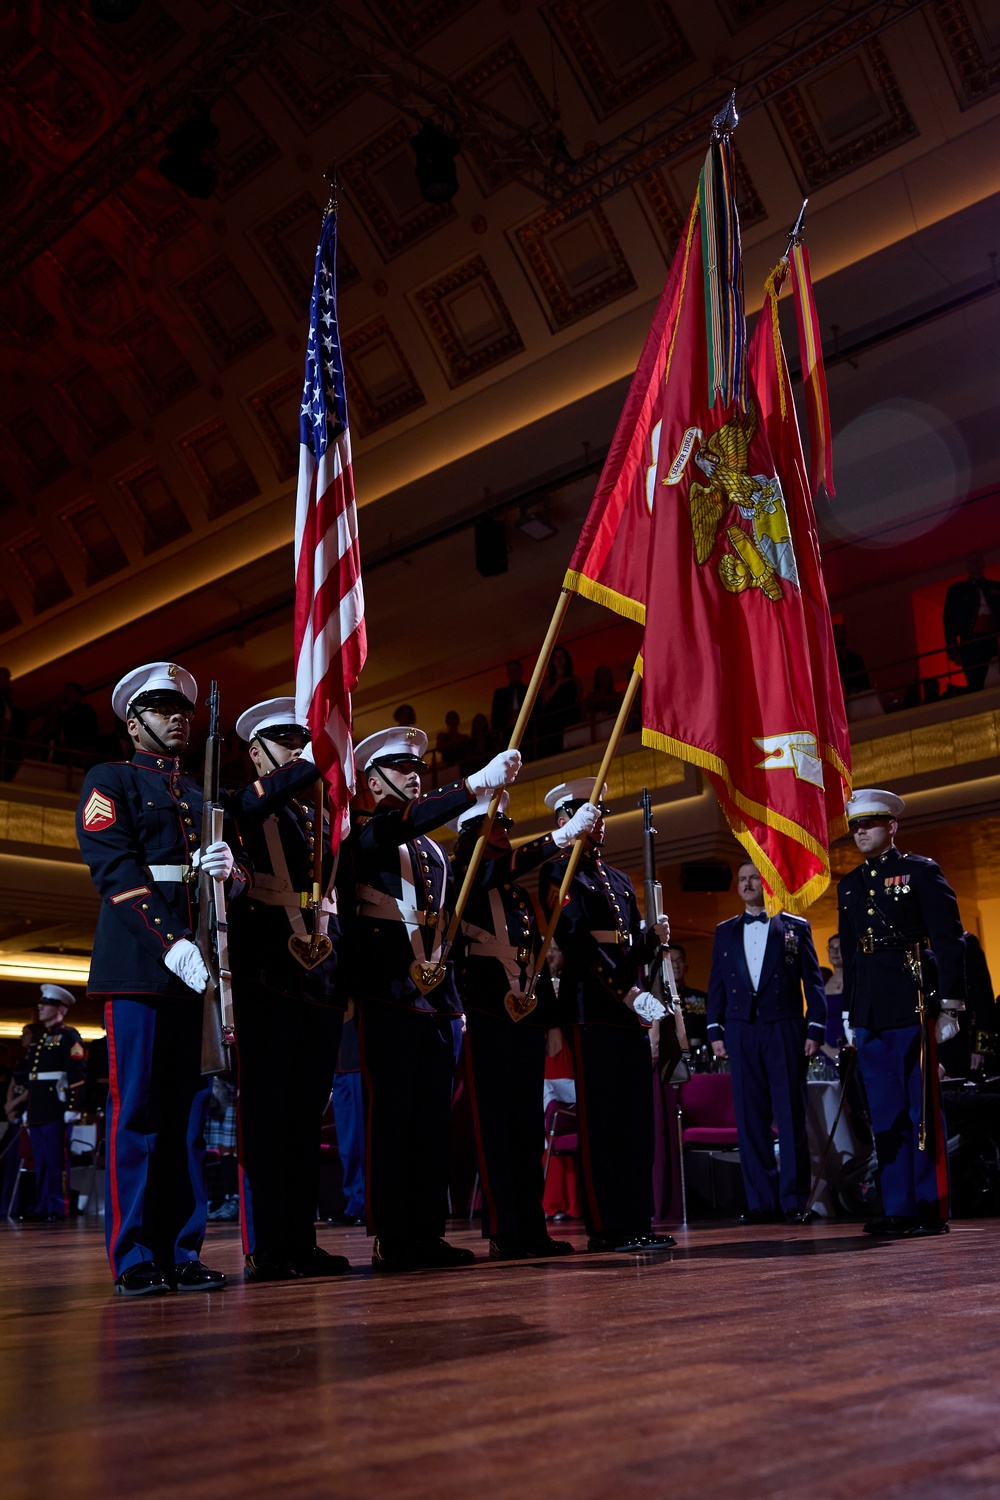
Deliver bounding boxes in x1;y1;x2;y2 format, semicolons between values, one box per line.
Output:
743;912;769;925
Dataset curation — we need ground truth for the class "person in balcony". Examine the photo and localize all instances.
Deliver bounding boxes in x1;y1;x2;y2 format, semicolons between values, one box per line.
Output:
832;622;871;697
532;646;582;759
582;665;620;723
944;551;1000;692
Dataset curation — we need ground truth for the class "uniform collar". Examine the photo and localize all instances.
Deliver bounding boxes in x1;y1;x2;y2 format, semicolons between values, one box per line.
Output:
131;750;183;774
864;844;898;874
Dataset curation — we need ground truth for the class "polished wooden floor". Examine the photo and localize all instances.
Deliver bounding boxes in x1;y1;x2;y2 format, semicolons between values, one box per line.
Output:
3;1215;1000;1500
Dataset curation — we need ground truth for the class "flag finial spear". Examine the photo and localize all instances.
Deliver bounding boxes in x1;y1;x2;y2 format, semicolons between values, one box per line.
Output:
787;198;808;250
323;161;338;216
711;89;739;140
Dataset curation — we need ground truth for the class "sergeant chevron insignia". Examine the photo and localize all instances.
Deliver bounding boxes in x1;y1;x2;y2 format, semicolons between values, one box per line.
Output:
83;788;116;832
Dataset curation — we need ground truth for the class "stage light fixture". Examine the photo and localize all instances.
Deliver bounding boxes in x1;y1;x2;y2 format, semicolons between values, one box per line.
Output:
158;111;220;200
89;0;141;19
515;503;557;542
411;121;460;205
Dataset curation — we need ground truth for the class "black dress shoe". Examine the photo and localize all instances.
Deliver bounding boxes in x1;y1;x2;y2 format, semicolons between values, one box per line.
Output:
244;1254;297;1283
863;1216;916;1238
635;1233;676;1251
285;1246;351;1276
903;1219;949;1238
738;1210;782;1225
115;1263;171;1297
331;1214;366;1227
784;1208;818;1224
372;1237;423;1273
415;1237;476;1268
587;1234;645;1252
525;1235;574;1256
489;1238;530;1260
171;1260;227;1292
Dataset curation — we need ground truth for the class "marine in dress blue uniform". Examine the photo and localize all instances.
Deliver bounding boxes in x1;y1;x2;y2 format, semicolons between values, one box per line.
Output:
227;697;351;1282
352;726;521;1272
707;861;826;1222
538;779;675;1254
25;985;85;1219
838;788;965;1237
76;663;250;1296
453;790;596;1260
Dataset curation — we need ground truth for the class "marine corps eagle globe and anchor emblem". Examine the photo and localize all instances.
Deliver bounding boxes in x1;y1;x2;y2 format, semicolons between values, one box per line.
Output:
661;399;798;602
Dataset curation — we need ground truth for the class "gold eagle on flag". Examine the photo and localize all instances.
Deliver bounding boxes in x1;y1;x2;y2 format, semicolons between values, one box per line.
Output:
686;401;799;601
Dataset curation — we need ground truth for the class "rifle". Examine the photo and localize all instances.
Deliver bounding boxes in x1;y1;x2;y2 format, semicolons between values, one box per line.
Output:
906;941;929;1151
198;681;234;1076
640;789;686;1070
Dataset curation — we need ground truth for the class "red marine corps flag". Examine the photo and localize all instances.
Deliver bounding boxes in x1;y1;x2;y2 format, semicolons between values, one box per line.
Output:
294;198;366;848
638;138;848;911
751;250;851;846
557;111;848;910
562;198;699;624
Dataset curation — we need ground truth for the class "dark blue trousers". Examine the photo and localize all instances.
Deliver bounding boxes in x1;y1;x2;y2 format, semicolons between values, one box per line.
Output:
573;1022;653;1240
855;1023;950;1221
464;1010;547;1242
234;985;342;1259
357;999;456;1245
105;995;211;1279
29;1121;68;1217
332;1071;366;1218
727;1017;810;1214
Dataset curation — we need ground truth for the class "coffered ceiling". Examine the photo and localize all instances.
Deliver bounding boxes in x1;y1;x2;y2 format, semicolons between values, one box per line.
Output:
2;0;1000;719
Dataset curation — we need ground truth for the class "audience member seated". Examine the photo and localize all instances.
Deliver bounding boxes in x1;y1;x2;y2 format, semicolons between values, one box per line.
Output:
582;665;620;721
463;712;496;775
436;710;471;769
205;1076;239;1221
532;646;582;759
812;933;846;1081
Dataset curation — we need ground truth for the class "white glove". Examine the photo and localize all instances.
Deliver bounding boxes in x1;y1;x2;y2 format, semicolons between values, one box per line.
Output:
935;1012;960;1044
552;801;601;848
632;990;667;1024
935;997;965;1044
164;937;209;993
467;749;521;794
193;840;234;882
300;742;315;763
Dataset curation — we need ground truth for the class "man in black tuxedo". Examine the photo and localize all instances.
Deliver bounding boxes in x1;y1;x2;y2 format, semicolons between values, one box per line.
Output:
707;861;826;1223
490;660;528;737
944;551;1000;692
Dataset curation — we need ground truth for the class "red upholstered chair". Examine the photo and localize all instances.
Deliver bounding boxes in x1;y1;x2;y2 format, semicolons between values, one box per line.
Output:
675;1073;740;1222
542;1101;578;1183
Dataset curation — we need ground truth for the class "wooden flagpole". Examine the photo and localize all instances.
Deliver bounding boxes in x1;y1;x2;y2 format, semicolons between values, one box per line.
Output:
411;588;573;989
521;667;643;1006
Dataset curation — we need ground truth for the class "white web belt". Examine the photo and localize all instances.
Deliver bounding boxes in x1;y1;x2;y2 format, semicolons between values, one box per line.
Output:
357;839;447;972
259;816;338;940
464;888;528;993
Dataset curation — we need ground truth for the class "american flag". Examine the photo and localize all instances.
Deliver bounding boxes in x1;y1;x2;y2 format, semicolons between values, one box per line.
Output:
293;202;366;846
